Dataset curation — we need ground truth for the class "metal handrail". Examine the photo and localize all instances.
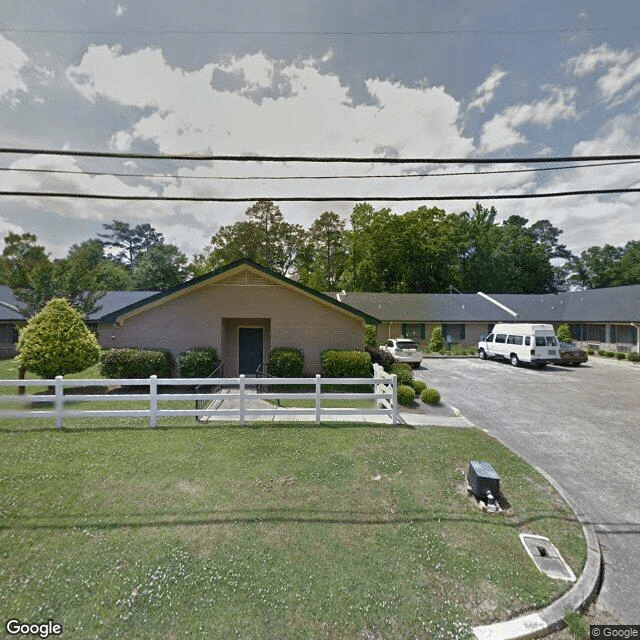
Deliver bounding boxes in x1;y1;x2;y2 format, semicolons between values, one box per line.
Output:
194;362;224;417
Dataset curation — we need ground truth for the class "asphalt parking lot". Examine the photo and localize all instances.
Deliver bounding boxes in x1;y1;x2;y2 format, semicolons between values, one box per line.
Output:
414;355;640;624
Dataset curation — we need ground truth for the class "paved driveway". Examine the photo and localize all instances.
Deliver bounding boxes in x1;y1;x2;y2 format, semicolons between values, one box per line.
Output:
415;356;640;624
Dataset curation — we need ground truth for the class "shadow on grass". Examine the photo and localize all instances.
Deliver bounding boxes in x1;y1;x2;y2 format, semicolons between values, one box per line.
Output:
0;506;589;533
0;421;416;434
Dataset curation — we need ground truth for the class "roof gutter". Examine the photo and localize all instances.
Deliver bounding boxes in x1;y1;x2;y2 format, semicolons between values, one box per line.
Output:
477;291;519;318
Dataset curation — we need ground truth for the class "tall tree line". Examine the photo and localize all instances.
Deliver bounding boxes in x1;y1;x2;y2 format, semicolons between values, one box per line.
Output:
2;202;639;316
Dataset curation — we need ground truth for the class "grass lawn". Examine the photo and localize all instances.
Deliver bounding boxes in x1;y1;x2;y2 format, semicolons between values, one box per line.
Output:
0;417;586;640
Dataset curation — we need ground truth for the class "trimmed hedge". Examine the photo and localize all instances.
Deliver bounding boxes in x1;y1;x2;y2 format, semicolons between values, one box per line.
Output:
269;347;304;377
420;387;441;405
366;345;396;373
390;362;413;386
177;347;219;378
99;348;172;379
320;349;371;378
397;384;416;405
628;352;640;362
615;352;627;360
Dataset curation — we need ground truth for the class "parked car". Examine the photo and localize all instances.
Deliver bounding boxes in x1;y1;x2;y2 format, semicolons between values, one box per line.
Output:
380;338;423;368
477;323;561;367
558;342;589;366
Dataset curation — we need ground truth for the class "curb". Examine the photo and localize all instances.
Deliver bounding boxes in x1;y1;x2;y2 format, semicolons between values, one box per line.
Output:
470;428;602;640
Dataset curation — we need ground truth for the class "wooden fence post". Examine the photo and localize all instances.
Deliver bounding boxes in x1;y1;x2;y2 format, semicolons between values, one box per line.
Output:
239;374;245;427
391;374;398;427
149;375;158;428
315;374;321;427
54;375;64;429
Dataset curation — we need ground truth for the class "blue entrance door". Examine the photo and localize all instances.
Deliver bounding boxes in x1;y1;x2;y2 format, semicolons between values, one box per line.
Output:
238;328;263;375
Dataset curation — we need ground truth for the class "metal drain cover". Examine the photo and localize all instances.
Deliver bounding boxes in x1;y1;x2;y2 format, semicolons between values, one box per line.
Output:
519;533;576;582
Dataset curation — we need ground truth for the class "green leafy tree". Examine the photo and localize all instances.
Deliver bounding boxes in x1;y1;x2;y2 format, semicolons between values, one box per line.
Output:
132;244;188;290
197;200;305;276
340;203;464;292
0;232;51;290
98;220;165;267
296;211;348;289
15;298;101;378
556;324;573;343
428;326;446;354
610;240;640;286
566;244;622;289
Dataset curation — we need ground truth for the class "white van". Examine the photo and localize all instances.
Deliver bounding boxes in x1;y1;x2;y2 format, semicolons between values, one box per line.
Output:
477;323;560;367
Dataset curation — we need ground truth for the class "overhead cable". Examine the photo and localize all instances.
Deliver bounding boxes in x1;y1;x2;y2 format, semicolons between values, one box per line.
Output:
3;147;640;163
2;188;639;202
2;160;639;181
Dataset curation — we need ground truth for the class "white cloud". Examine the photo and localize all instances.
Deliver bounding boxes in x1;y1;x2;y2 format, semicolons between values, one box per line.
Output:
469;66;507;111
479;86;578;152
66;46;474;158
566;44;640;104
0;36;29;104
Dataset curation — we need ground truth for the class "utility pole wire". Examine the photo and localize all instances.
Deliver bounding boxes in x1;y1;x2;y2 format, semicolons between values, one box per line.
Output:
2;188;640;202
3;147;640;163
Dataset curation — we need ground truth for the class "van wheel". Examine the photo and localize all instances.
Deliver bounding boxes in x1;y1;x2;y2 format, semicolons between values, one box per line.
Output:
510;354;519;367
479;349;487;360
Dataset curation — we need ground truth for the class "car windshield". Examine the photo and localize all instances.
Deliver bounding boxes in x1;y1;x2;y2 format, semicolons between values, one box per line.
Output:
397;341;419;350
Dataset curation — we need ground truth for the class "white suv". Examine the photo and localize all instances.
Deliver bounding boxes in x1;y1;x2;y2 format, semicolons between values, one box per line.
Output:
380;338;423;368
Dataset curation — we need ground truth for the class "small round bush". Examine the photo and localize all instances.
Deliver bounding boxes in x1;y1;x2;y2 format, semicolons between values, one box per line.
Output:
615;352;627;360
412;379;427;395
606;350;616;357
587;348;595;355
420;387;441;405
628;352;640;362
390;362;413;385
397;384;416;405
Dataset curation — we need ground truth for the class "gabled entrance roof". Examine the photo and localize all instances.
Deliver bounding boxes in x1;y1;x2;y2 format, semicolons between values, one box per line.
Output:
98;258;380;325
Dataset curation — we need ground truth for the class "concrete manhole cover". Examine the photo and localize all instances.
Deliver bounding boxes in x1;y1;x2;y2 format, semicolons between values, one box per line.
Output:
519;533;576;582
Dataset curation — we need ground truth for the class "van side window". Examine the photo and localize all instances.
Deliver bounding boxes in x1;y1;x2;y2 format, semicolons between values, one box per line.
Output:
486;334;494;342
525;336;531;346
495;334;507;344
513;336;523;345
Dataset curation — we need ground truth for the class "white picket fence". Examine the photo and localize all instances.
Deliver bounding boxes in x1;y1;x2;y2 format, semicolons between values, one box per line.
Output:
0;369;398;428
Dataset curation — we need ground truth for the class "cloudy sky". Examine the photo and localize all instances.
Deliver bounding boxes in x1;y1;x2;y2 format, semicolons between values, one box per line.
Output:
1;0;639;259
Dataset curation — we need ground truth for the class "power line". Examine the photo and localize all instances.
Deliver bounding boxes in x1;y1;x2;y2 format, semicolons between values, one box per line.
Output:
3;147;640;164
2;188;639;202
2;160;639;181
2;26;638;36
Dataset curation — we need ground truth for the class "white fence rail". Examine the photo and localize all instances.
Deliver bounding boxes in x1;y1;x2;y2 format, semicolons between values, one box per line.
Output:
0;373;398;428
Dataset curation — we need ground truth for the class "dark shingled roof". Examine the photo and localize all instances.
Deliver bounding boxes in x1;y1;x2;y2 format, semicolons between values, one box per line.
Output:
0;287;158;322
326;284;640;323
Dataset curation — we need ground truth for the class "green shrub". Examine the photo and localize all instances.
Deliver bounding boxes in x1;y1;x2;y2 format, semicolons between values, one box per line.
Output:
605;350;616;357
556;323;573;343
449;343;466;356
428;325;445;354
587;348;595;355
269;347;304;377
397;384;416;405
366;345;396;373
321;350;371;378
99;348;172;378
15;298;101;379
411;379;427;394
628;351;640;362
615;352;627;360
177;347;219;377
390;362;413;386
364;325;378;349
420;387;441;405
